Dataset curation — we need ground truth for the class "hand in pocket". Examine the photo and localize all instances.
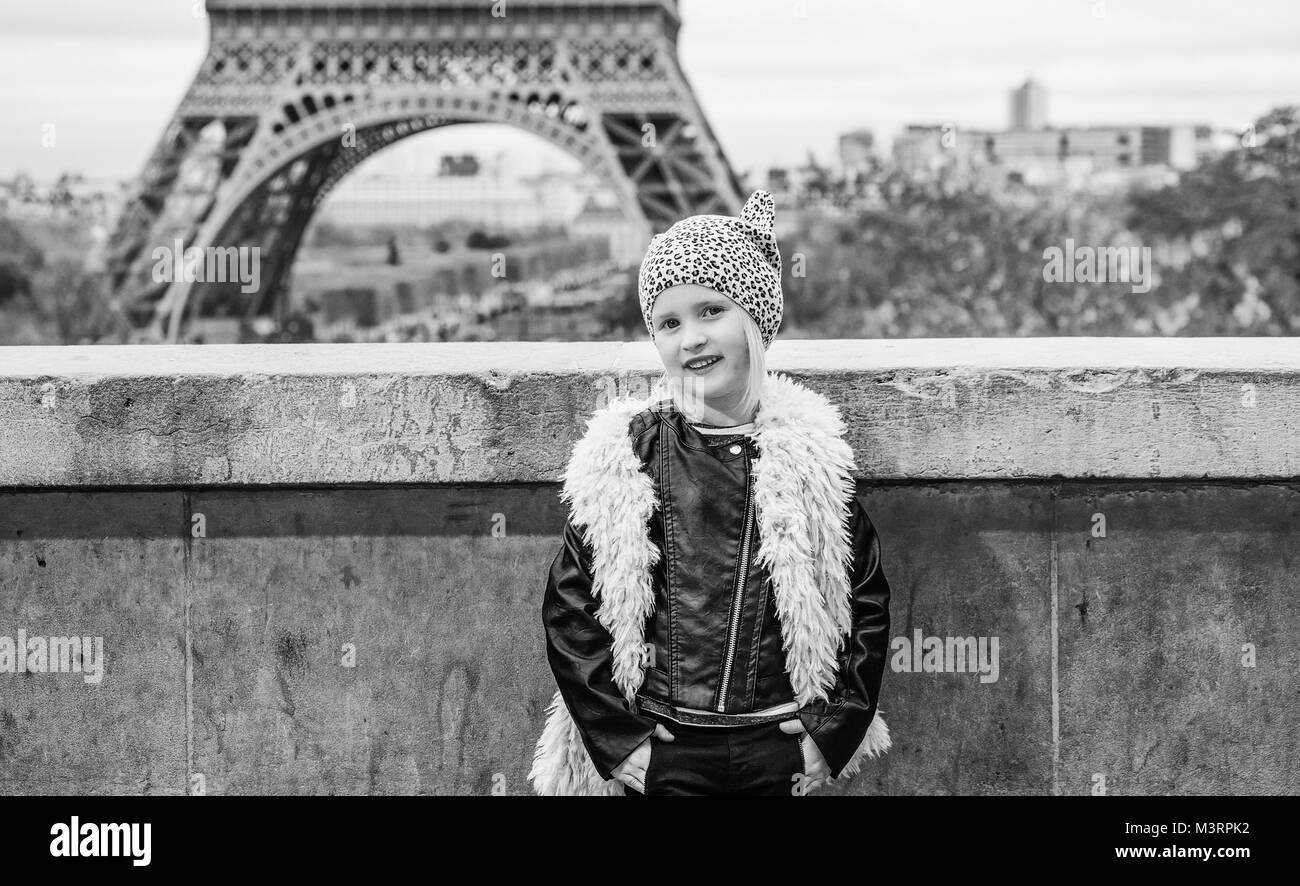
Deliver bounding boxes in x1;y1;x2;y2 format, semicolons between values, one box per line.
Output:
779;718;831;793
612;723;675;794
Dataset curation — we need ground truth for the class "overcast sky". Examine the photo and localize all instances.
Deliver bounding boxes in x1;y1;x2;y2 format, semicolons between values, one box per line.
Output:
1;0;1297;182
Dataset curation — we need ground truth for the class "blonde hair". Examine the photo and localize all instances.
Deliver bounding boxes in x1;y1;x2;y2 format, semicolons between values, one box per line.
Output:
655;309;767;424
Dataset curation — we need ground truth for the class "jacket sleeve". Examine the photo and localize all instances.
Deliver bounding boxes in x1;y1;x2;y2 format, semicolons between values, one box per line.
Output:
542;515;660;780
798;496;892;779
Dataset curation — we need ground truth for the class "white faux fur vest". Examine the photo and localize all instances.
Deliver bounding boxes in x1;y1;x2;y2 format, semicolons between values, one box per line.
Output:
529;371;891;796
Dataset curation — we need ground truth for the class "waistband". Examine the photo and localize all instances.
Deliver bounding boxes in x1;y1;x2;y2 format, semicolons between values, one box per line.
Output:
635;694;800;727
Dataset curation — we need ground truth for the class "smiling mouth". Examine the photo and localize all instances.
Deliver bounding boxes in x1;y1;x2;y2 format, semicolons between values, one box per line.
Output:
684;356;723;372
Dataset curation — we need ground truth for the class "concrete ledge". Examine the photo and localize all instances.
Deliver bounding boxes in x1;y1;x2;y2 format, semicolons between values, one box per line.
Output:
1;338;1297;486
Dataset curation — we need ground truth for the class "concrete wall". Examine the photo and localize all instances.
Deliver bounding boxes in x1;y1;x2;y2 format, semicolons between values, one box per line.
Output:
1;339;1297;795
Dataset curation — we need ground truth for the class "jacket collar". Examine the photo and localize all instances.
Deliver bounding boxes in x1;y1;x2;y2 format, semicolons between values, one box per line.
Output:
559;371;858;707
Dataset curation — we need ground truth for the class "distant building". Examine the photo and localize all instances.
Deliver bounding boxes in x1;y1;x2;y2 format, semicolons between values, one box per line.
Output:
893;121;1201;186
318;155;607;230
892;125;969;177
1009;78;1048;130
838;130;876;176
895;79;1204;188
1139;126;1197;169
763;157;837;206
765;168;792;199
439;154;481;177
569;195;647;268
1194;125;1248;162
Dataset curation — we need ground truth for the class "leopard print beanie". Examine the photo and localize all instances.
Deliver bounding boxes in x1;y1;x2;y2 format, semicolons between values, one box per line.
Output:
638;190;783;349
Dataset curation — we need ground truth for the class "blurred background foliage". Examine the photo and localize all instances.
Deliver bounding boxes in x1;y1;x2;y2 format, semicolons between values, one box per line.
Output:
3;105;1297;345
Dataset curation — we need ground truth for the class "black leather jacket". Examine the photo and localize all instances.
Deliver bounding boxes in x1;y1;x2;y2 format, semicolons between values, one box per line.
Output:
542;403;891;781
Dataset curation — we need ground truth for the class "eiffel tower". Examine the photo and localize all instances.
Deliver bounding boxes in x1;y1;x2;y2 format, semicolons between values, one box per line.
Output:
106;0;748;342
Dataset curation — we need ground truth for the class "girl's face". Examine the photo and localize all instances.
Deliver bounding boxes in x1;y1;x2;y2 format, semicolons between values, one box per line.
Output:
650;284;751;418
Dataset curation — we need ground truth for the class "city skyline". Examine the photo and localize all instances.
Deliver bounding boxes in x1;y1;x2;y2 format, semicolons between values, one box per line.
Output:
1;0;1297;183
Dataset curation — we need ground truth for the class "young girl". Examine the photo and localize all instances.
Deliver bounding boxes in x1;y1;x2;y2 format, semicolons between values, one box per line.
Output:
529;190;892;796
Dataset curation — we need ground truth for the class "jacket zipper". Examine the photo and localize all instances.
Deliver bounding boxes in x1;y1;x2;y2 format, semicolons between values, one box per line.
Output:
716;446;755;713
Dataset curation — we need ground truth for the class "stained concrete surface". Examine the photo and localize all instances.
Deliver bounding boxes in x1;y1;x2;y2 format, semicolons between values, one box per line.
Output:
2;481;1295;795
4;340;1299;486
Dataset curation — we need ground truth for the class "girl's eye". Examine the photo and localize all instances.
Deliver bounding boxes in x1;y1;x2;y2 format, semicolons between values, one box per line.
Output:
660;306;721;330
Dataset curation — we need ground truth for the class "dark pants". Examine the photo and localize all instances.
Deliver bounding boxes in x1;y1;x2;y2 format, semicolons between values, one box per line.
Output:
622;718;805;797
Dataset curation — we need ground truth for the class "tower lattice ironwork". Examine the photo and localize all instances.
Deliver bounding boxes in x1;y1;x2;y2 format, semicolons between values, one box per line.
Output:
106;0;748;341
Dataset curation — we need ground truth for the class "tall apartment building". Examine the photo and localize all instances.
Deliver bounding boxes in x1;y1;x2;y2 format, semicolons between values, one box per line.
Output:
1009;78;1048;130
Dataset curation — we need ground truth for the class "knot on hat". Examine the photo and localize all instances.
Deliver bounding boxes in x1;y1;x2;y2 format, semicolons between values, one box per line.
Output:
739;190;781;276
